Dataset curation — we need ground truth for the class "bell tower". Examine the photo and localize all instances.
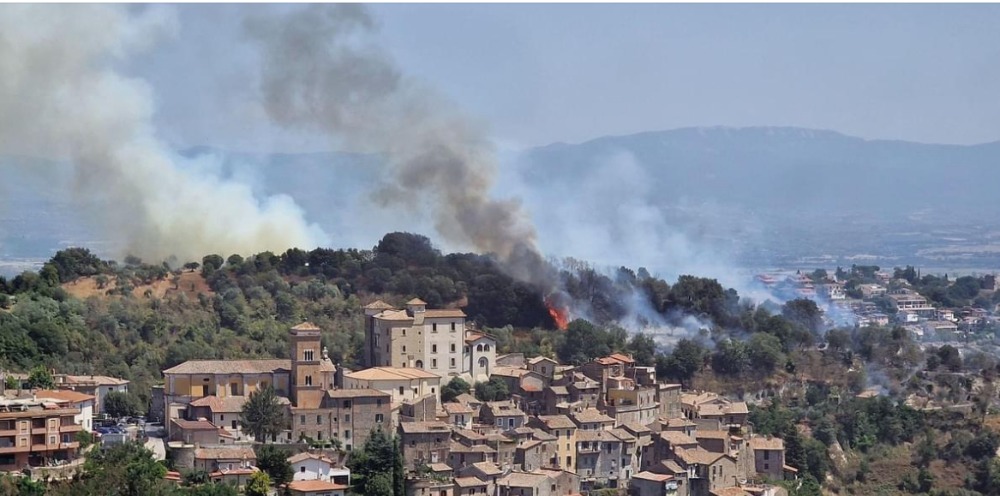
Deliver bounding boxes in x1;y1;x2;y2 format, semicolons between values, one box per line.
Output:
289;322;322;406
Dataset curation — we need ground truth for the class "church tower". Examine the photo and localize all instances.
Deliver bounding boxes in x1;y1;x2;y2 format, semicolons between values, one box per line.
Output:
289;322;323;406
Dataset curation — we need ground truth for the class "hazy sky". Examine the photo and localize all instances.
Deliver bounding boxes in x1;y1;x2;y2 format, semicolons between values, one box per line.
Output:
131;3;1000;152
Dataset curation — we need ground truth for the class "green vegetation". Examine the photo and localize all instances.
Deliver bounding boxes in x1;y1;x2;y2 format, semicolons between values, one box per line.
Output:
104;390;143;418
441;377;470;403
239;384;288;442
346;428;404;496
254;444;293;486
474;377;510;402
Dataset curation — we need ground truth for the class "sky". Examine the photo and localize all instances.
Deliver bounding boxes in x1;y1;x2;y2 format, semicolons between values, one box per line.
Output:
128;3;1000;153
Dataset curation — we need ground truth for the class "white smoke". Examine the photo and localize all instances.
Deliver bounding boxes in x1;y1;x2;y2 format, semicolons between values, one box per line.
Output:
0;5;328;263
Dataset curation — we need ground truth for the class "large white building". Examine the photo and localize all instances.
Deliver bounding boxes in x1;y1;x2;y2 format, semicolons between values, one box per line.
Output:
362;299;496;384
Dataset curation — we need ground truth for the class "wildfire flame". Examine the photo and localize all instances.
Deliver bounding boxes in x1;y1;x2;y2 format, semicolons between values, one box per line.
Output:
544;295;569;330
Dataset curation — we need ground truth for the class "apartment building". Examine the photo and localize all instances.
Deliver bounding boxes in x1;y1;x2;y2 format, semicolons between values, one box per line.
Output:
0;396;83;471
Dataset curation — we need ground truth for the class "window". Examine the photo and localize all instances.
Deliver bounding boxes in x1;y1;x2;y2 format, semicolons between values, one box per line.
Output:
317;415;322;425
399;386;404;395
304;349;314;361
318;432;323;440
345;430;351;439
305;375;312;386
376;399;382;407
450;344;456;353
451;322;457;331
541;366;547;374
484;345;491;351
450;358;456;368
220;415;225;421
431;387;436;394
301;467;306;473
230;382;239;395
345;414;350;422
300;415;306;425
432;323;438;332
432;344;438;353
402;329;406;336
375;414;384;423
49;435;56;445
478;357;488;369
402;346;406;352
764;451;770;460
432;359;438;368
232;420;237;430
476;344;483;352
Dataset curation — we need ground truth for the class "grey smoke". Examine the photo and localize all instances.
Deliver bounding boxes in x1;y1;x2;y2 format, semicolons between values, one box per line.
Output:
244;4;546;283
0;5;328;263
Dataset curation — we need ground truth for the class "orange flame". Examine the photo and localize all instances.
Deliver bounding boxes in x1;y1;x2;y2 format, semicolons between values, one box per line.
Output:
545;296;569;330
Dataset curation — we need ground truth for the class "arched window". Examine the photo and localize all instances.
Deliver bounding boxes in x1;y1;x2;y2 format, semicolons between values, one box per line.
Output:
478;357;488;369
415;360;423;369
484;344;491;352
476;344;483;352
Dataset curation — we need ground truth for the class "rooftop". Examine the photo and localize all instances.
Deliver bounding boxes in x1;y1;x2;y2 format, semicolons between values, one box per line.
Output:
287;480;349;492
346;367;440;381
163;359;290;375
194;446;256;460
749;436;785;451
189;395;245;412
399;421;451;434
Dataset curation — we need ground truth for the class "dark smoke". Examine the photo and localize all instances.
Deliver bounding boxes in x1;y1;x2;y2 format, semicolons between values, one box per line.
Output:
245;4;552;286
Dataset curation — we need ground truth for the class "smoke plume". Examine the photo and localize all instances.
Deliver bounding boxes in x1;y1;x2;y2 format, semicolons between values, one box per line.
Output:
0;5;328;263
244;5;549;285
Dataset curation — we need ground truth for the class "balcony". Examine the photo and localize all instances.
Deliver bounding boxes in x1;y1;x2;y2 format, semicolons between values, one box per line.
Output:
0;445;24;454
59;424;83;434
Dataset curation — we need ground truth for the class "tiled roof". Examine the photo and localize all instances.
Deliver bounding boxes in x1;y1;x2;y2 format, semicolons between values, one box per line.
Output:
34;389;94;403
346;367;440;381
453;428;486;441
491;367;528;378
326;388;390;399
547;386;569;395
443;403;473;414
287;480;349;491
425;309;465;318
172;418;219;431
189;395;246;412
287;452;335;465
696;430;731;440
633;471;674;482
536;415;576;429
454;476;488;488
571;409;614;424
194;446;256;460
500;471;548;488
293;390;327;410
676;447;725;465
660;431;698;446
464;331;493;343
577;430;622;442
711;487;750;496
528;356;556;365
375;309;413;321
470;461;503;476
364;300;395;310
427;462;453;473
607;353;635;364
59;375;129;386
290;322;321;331
163;359;290;375
610;428;635;442
406;298;428;305
622;422;651;435
749;436;785;451
661;460;685;474
450;442;495;453
399;421;451;434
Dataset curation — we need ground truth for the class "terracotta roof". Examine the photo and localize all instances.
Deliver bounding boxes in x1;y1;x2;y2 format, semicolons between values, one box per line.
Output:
443;403;473;414
210;468;256;477
532;430;556;441
528;356;557;365
577;430;622;442
464;331;493;343
536;415;576;429
500;471;548;488
660;431;698;446
622;422;651;435
375;309;413;322
319;359;337;373
470;461;503;476
59;375;129;386
610;428;636;442
287;452;336;465
454;476;488;488
427;463;452;473
163;359;291;375
34;389;94;403
172;419;220;431
454;393;479;405
518;439;542;450
194;446;256;460
749;436;785;451
406;298;428;305
399;421;451;434
287;480;349;492
364;300;395;310
633;471;674;482
696;430;731;440
450;442;495;453
661;460;685;474
453;428;486;441
712;488;750;496
326;388;390;399
608;353;635;364
189;395;246;412
491;367;528;378
547;386;569;396
676;447;725;465
290;322;321;331
425;309;466;318
571;409;614;424
345;367;440;381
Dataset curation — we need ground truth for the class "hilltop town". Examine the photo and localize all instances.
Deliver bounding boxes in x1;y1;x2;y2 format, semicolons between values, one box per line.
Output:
3;240;1000;496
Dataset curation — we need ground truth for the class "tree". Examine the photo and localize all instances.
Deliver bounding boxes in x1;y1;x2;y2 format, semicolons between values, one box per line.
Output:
782;298;823;335
4;375;19;390
441;377;470;403
255;444;293;486
626;333;657;366
244;471;271;496
655;339;705;386
364;472;394;496
201;255;224;276
474;377;510;402
240;384;288;442
347;428;403;496
747;332;785;374
105;391;141;418
81;441;167;496
25;365;54;389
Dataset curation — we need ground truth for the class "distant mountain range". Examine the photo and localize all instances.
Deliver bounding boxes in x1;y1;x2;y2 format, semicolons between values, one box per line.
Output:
4;126;1000;276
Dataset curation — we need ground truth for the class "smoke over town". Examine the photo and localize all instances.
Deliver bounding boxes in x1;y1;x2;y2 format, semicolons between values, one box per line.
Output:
243;4;552;287
0;5;328;262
